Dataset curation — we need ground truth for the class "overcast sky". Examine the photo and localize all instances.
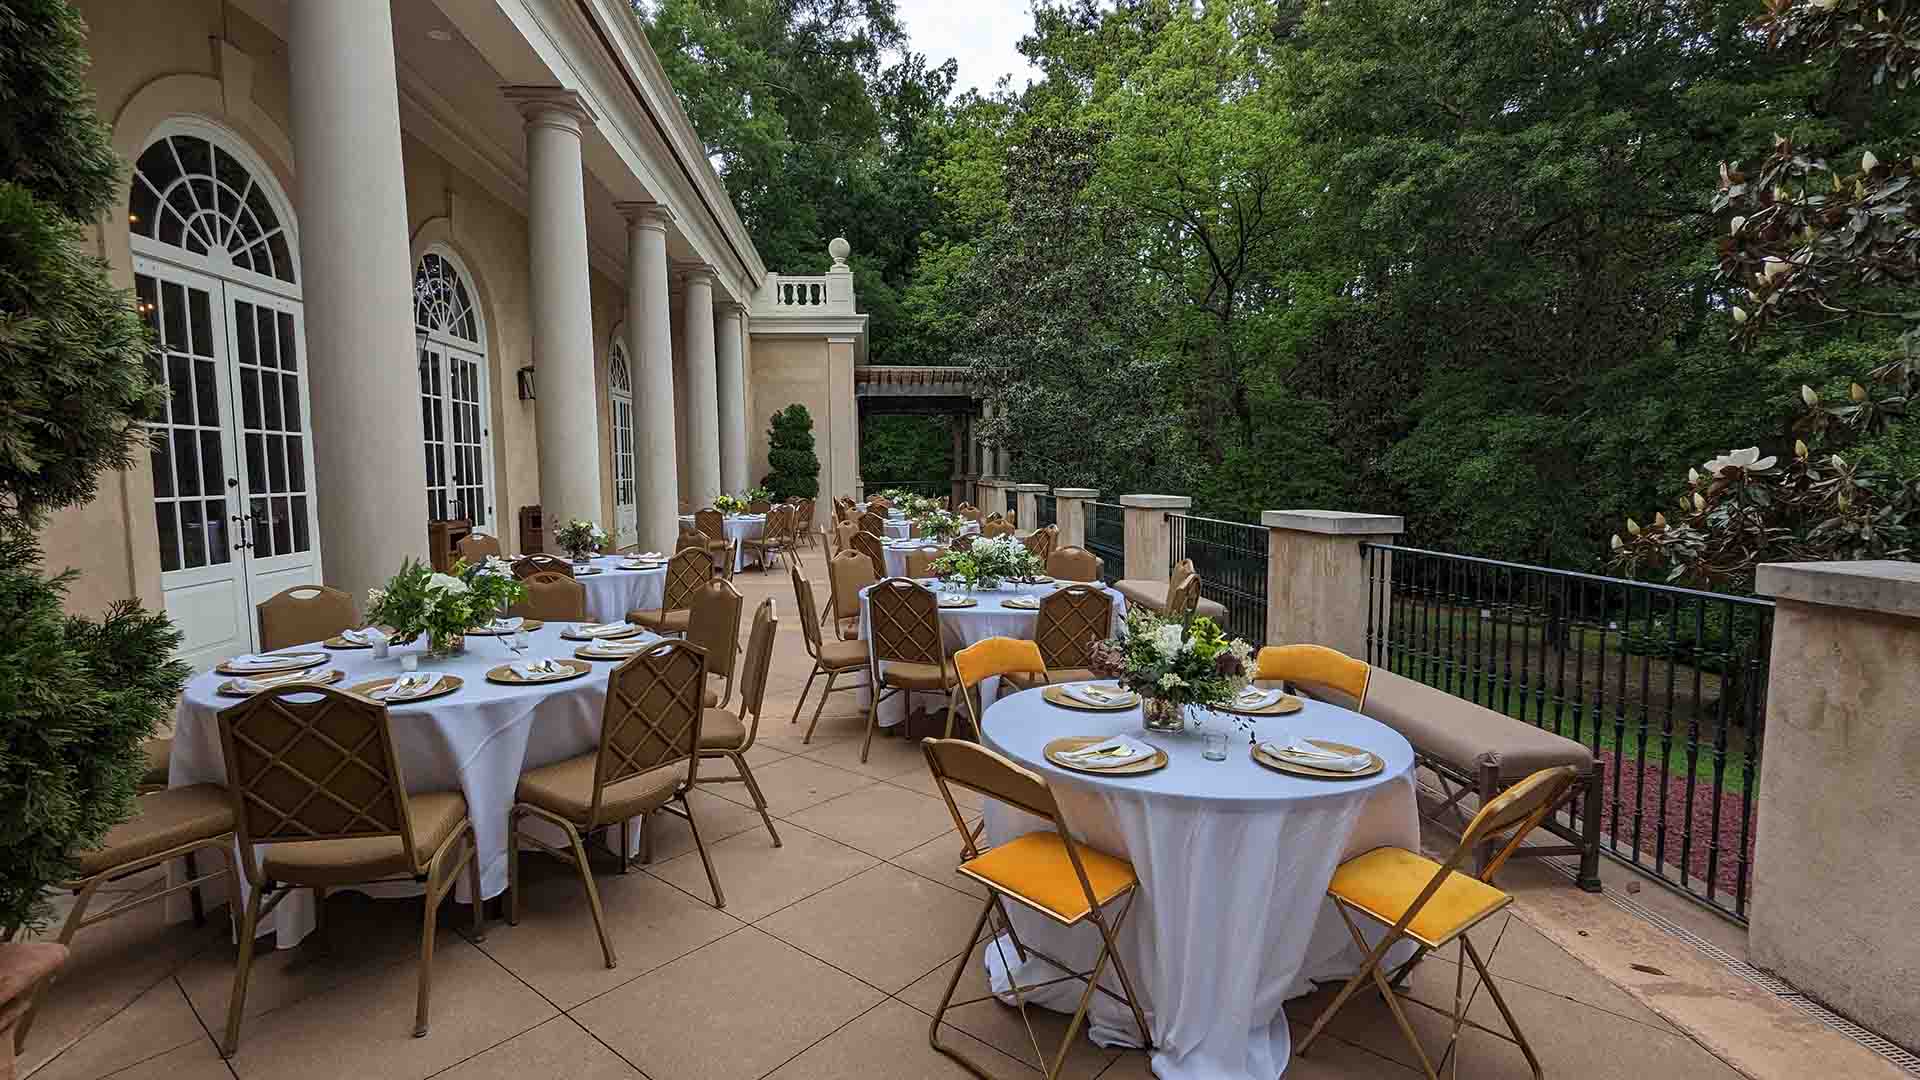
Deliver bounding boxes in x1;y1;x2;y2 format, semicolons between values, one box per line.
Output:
893;0;1042;96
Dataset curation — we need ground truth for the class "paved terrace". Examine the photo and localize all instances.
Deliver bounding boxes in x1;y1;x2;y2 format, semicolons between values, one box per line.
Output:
19;549;1905;1080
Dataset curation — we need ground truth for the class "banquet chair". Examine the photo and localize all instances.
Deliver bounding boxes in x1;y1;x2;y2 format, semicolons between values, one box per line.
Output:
676;530;708;554
789;562;869;743
827;549;876;642
1046;546;1105;583
512;553;573;579
456;533;502;562
1007;585;1113;691
717;537;743;581
695;597;782;846
922;739;1151;1078
215;686;482;1055
795;498;820;550
256;585;359;651
510;571;587;621
851;529;887;580
685;577;745;709
692;508;732;562
868;497;892;512
1021;525;1059;563
1253;643;1371;711
864;577;958;762
981;517;1015;540
509;639;724;971
858;510;887;537
629;547;713;634
905;547;944;578
833;519;860;553
1296;766;1580;1080
951;637;1048;740
742;504;796;571
951;533;977;551
748;499;771;514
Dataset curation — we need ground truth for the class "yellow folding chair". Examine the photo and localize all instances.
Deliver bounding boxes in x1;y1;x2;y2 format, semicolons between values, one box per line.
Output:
920;739;1151;1079
1253;643;1372;710
1296;765;1580;1080
949;636;1048;741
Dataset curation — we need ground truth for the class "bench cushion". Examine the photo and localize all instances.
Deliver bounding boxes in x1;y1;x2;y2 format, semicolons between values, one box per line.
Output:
1363;668;1593;780
1112;579;1229;622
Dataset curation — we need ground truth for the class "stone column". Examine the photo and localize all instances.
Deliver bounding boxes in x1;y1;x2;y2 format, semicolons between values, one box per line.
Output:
617;202;679;553
949;415;966;507
1750;561;1920;1050
680;265;722;507
1119;494;1190;582
290;0;427;601
1014;483;1048;528
505;86;602;545
1262;510;1403;657
714;301;749;494
1053;488;1098;549
977;478;1007;516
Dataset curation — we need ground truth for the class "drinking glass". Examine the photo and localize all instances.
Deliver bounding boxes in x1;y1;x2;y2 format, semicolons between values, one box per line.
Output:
399;653;418;673
1202;731;1229;761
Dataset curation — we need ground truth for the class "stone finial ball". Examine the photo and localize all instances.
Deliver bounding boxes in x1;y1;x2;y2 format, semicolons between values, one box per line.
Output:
828;236;851;265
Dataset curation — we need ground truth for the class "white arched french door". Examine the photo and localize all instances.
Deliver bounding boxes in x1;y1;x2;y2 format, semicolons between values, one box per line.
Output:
413;250;495;533
130;119;318;671
607;335;637;546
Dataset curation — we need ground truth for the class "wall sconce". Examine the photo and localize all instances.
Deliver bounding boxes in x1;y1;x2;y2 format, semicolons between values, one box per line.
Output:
516;366;536;400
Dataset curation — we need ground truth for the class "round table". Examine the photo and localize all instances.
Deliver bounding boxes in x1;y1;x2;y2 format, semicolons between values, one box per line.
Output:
856;580;1127;727
575;554;666;621
677;513;766;572
167;622;664;947
884;519;913;540
978;690;1419;1080
882;539;945;578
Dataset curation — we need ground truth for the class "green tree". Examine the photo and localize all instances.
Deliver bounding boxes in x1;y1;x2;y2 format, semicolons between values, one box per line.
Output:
859;413;951;488
762;403;821;500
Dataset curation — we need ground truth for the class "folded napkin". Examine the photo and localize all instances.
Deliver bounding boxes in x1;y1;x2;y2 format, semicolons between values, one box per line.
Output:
1057;735;1156;769
1064;682;1129;707
636;551;665;561
1001;595;1041;610
512;659;568;679
488;617;525;634
1260;738;1372;773
341;627;385;646
583;638;653;655
374;672;443;701
229;669;332;693
1234;687;1283;710
573;622;630;638
229;651;326;670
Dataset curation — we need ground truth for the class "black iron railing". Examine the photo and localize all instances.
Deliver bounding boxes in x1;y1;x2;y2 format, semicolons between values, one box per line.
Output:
1168;514;1268;646
1036;493;1057;529
868;480;948;498
1084;502;1125;583
1361;543;1772;922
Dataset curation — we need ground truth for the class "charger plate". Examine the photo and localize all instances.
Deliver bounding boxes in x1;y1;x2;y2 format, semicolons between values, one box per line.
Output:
348;674;464;704
1040;684;1139;712
560;624;645;642
1222;694;1304;717
469;619;545;637
936;597;978;609
575;567;603;576
215;652;328;676
619;561;663;571
1250;739;1384;780
1044;735;1168;776
574;644;656;661
486;659;591;685
217;669;344;696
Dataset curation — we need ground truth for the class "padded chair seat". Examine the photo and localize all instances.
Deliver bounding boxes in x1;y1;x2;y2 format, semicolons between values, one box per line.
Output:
629;608;692;634
1364;668;1594;780
1328;846;1511;948
75;784;233;877
878;658;959;690
1112;579;1228;621
516;753;685;825
261;790;467;887
1004;668;1097;692
700;708;746;750
960;832;1136;925
816;639;868;670
835;616;860;640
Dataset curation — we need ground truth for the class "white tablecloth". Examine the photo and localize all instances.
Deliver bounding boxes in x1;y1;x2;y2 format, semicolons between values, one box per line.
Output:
977;692;1419;1079
677;513;766;571
576;554;666;621
856;580;1126;727
168;622;667;946
885;520;913;540
882;539;945;578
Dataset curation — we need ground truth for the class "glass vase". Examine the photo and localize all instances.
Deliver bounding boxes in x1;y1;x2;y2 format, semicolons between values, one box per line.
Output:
1142;695;1186;734
427;630;466;659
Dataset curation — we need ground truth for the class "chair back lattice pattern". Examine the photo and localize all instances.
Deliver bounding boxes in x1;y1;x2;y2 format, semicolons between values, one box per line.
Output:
748;499;771;514
695;509;726;540
686;578;745;680
981;519;1015;539
796;497;816;532
512;553;572;579
662;548;715;610
1036;585;1113;670
1046;546;1104;582
456;533;502;563
257;586;359;652
765;505;796;545
593;640;707;826
1022;525;1059;563
905;548;944;578
868;578;944;667
851;530;886;580
738;598;778;721
789;563;825;659
215;686;415;882
513;571;586;621
828;550;878;628
858;511;886;537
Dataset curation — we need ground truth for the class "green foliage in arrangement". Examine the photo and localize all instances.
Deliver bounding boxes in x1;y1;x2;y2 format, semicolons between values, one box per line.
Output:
763;403;821;501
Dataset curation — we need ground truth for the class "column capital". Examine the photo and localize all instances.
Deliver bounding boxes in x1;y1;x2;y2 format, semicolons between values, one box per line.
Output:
715;299;747;319
676;261;716;287
501;85;597;132
616;200;675;232
1119;494;1191;510
1261;509;1403;536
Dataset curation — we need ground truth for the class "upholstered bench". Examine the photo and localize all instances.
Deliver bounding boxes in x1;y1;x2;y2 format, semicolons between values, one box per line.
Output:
1363;667;1603;890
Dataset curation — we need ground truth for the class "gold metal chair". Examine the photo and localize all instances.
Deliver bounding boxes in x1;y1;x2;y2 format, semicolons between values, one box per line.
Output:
795;498;819;549
921;739;1151;1078
1253;643;1371;711
629;547;712;634
827;549;877;641
214;685;483;1054
676;529;708;554
456;533;502;562
850;529;887;580
509;639;724;970
858;510;887;537
685;576;744;708
693;508;733;563
788;561;870;742
832;519;860;555
951;637;1047;739
509;570;587;621
1007;585;1113;691
742;504;796;572
256;585;359;651
1295;766;1581;1080
696;598;781;846
1021;525;1059;563
1046;546;1105;582
512;553;573;579
864;577;958;762
981;517;1015;539
905;547;945;578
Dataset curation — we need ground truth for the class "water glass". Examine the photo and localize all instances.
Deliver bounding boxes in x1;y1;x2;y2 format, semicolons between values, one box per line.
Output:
1202;731;1229;761
511;629;530;655
399;653;418;673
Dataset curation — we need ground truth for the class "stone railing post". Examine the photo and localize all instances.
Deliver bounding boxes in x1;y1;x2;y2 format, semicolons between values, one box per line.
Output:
1119;495;1190;582
1013;483;1048;528
1749;561;1920;1051
1052;488;1097;548
977;478;1008;517
1262;510;1404;658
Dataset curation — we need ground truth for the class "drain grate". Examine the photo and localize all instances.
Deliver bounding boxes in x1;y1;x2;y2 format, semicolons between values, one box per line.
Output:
1545;860;1920;1075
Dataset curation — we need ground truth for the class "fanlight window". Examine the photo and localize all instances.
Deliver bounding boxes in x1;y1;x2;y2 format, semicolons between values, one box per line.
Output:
609;343;632;392
414;253;479;343
130;134;296;284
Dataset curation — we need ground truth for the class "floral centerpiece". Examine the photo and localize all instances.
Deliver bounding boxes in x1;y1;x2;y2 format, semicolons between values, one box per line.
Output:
367;556;526;658
745;485;772;503
553;518;609;563
712;493;749;515
928;533;1043;590
1089;609;1252;733
912;507;965;543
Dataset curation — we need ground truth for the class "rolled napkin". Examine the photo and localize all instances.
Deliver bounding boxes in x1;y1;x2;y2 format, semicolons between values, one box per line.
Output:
1234;687;1284;711
1260;738;1373;773
1056;735;1157;768
229;669;333;693
374;672;443;701
228;651;326;670
573;622;631;638
512;658;568;679
1064;682;1130;707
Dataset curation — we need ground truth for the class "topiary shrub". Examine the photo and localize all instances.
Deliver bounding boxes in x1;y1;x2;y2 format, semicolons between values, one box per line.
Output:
762;403;821;501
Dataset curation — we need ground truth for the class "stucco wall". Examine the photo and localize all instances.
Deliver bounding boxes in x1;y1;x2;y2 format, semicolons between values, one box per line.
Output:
747;334;857;531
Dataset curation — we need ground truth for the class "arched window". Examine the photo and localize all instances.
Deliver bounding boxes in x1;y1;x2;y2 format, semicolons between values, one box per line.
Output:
608;336;637;544
413;250;494;528
130;132;297;285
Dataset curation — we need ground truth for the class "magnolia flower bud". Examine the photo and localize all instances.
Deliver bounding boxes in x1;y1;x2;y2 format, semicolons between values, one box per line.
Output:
1687;467;1700;485
1802;384;1820;407
1730;215;1747;235
1851;382;1867;402
1654;512;1667;527
1626;517;1641;536
1832;453;1847;470
1732;305;1749;324
1610;533;1623;550
1693;492;1706;512
1795;439;1809;459
1764;257;1790;280
1863;150;1881;173
1837;490;1851;511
